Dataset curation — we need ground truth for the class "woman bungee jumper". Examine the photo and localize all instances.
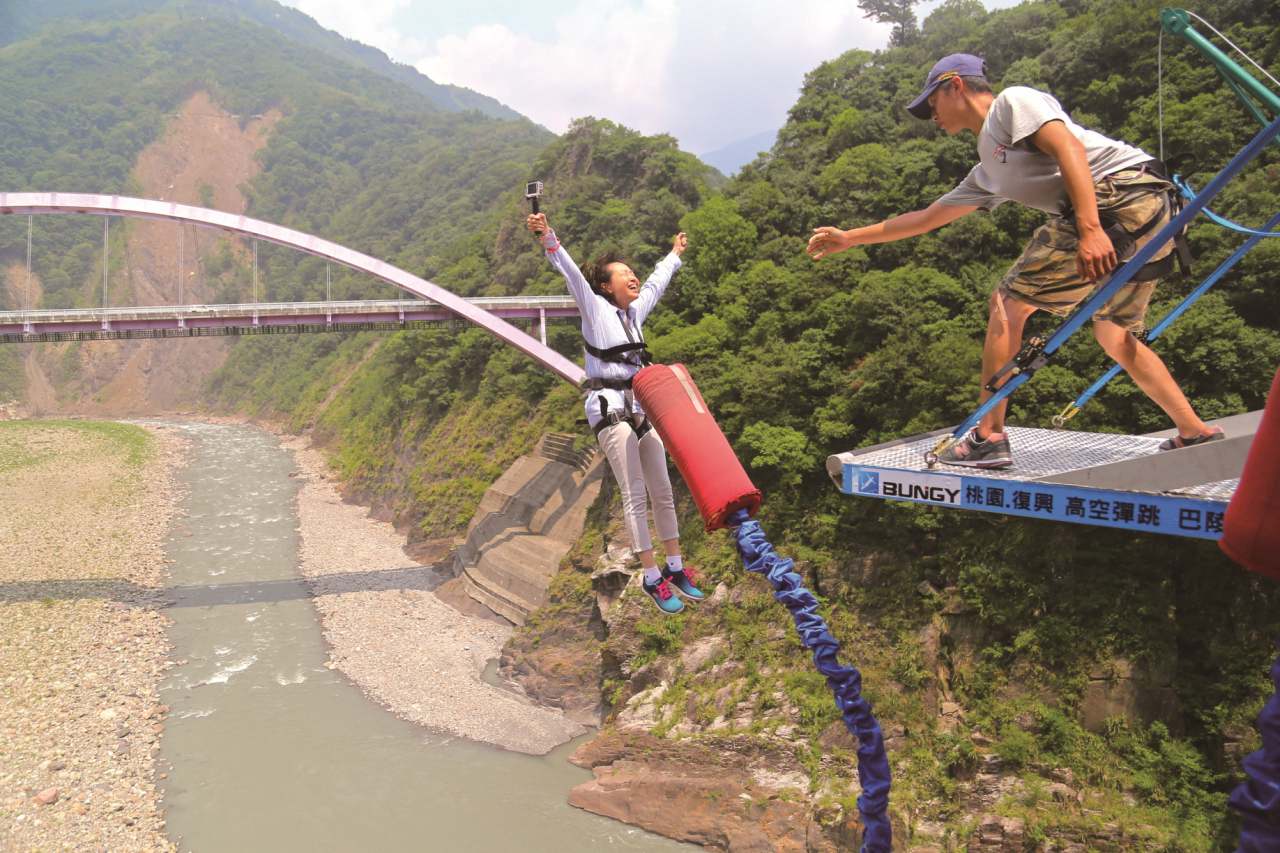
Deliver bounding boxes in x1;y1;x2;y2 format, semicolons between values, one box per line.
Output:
525;211;703;614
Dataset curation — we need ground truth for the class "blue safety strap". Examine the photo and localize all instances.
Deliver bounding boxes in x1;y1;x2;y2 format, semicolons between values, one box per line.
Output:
1174;176;1280;237
729;508;892;853
1068;206;1280;413
946;113;1280;446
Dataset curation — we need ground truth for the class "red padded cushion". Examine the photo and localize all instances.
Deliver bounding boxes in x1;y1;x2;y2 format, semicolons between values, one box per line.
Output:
1220;365;1280;579
633;364;761;531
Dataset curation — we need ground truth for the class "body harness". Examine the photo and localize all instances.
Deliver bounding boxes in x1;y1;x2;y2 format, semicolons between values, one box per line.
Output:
579;311;654;439
1067;158;1194;282
981;157;1193;404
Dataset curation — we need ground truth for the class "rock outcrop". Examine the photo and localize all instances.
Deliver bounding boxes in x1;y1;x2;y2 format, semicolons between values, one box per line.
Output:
1078;656;1182;734
569;733;868;853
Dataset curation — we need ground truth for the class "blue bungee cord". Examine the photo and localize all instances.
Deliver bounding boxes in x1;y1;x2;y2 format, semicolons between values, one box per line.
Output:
728;508;892;853
1229;634;1280;852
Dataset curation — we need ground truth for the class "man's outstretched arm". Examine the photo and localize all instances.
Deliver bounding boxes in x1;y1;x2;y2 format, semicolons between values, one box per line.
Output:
806;202;977;260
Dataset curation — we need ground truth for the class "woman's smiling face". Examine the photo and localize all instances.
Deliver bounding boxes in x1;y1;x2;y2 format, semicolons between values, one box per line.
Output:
600;262;641;307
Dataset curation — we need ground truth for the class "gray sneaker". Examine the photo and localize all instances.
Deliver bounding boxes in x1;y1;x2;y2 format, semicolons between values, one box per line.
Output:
938;429;1013;470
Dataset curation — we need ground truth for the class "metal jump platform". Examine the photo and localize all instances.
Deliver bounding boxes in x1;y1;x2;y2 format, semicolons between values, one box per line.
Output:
826;411;1261;540
824;13;1280;544
0;295;580;344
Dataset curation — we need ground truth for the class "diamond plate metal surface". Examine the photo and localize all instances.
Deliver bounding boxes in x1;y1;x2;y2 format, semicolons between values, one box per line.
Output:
829;426;1236;503
1169;478;1239;501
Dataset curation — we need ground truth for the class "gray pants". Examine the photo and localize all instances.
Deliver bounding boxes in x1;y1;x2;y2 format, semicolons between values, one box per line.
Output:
596;419;679;553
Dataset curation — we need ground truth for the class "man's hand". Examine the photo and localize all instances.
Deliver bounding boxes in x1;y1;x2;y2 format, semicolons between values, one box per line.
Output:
525;213;549;235
1028;120;1116;281
672;232;688;256
807;226;855;260
806;205;974;260
1076;226;1117;282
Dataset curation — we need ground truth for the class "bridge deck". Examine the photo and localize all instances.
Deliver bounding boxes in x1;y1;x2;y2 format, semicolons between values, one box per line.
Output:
0;296;580;342
825;416;1257;540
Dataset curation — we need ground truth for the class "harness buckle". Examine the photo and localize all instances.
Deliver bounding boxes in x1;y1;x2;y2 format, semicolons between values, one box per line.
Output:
985;335;1048;393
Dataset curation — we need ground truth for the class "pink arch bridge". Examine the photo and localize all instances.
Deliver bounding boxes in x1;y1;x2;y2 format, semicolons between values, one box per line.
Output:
0;192;586;385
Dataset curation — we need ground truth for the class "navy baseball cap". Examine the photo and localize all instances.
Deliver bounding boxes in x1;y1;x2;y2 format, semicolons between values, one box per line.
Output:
906;54;989;119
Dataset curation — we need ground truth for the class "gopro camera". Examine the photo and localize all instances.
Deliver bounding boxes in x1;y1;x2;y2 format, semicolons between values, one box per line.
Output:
526;180;544;234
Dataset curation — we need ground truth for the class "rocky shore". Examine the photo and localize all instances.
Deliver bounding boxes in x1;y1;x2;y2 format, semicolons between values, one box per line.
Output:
283;435;588;754
0;421;183;853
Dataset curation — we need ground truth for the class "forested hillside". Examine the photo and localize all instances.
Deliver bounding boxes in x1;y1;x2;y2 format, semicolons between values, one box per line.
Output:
0;0;553;408
0;0;521;118
4;0;1280;847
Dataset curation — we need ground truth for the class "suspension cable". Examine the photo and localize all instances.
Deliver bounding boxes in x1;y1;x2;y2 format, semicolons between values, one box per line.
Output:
1158;29;1165;161
1185;10;1280;90
25;215;32;314
103;217;109;310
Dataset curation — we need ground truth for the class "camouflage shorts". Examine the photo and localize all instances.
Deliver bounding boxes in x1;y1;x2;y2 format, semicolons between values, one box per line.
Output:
997;170;1175;332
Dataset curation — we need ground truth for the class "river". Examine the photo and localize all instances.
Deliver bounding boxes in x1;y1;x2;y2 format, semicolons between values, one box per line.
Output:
150;421;690;852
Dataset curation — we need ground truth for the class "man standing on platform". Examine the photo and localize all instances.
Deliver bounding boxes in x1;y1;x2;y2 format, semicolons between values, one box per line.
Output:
806;54;1222;469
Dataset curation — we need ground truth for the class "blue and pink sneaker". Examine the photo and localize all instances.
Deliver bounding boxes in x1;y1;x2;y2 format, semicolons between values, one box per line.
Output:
641;576;684;614
662;566;704;601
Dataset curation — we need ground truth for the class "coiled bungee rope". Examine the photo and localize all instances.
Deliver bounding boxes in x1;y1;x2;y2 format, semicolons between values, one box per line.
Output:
729;508;892;853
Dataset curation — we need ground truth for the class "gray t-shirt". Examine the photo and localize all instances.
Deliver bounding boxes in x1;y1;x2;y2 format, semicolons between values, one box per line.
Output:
938;86;1151;216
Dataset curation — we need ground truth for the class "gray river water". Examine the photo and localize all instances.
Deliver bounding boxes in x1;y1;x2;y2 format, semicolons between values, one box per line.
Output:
151;421;689;853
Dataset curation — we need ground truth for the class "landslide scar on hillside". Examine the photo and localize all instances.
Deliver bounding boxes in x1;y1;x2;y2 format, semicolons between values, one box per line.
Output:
46;92;282;417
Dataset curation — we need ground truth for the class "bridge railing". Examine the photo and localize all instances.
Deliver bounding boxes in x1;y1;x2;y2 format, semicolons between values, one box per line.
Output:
0;296;580;325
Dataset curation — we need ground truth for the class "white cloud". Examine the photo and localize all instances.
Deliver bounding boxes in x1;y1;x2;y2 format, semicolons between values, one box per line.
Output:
289;0;428;63
281;0;901;153
416;0;895;153
418;0;680;136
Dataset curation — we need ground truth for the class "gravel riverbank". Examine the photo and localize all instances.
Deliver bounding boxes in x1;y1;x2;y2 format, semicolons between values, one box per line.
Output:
0;421;183;853
283;436;588;755
0;418;587;853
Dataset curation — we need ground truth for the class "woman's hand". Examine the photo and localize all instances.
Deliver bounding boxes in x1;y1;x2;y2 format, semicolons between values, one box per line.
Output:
806;226;855;260
672;232;688;256
526;213;550;235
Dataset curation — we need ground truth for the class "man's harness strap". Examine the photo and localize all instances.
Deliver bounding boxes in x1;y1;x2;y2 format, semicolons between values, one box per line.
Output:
1066;159;1194;282
984;159;1190;396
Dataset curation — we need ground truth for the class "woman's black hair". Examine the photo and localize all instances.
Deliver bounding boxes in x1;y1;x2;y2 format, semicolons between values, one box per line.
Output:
579;250;630;305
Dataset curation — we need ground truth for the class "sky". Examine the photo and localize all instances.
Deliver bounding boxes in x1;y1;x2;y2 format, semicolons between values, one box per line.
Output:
277;0;1011;156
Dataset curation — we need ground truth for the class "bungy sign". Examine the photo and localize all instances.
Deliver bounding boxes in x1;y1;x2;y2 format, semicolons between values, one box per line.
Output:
844;465;1228;541
845;467;963;506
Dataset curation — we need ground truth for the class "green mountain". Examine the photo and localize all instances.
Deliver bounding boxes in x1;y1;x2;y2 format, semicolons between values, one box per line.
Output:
0;0;525;120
